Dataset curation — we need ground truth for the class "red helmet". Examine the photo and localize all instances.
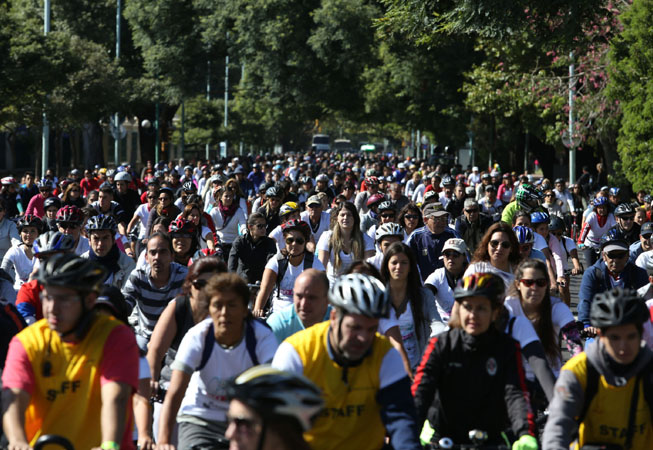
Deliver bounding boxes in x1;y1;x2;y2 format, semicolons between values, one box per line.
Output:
56;205;84;223
366;193;386;208
281;219;311;240
168;217;197;236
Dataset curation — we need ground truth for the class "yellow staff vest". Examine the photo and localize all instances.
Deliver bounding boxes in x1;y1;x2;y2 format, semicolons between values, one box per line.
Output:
285;321;393;450
17;316;122;448
565;352;653;449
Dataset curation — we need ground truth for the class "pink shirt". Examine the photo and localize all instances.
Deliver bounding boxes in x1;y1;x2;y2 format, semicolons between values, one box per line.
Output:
25;194;46;218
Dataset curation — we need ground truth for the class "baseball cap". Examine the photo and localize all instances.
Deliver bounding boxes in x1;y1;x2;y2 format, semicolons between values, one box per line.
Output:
316;174;329;183
603;241;629;253
463;199;478;209
307;195;322;207
442;238;467;255
423;190;438;203
423;202;448;218
641;222;653;236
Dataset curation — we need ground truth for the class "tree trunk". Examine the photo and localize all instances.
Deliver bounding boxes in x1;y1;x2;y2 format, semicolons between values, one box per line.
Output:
82;123;104;168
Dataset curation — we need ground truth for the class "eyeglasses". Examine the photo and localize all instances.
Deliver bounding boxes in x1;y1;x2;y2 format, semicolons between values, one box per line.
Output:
606;250;629;259
250;223;266;229
429;216;447;222
192;279;208;290
58;222;79;230
159;196;170;202
544;193;554;197
464;209;479;214
380;213;395;219
443;251;461;258
286;237;305;245
404;214;419;220
147;195;157;200
489;240;511;249
227;414;260;434
40;189;50;193
519;278;547;288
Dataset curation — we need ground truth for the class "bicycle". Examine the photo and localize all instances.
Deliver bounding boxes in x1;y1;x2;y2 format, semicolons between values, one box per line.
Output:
424;429;510;449
33;435;74;450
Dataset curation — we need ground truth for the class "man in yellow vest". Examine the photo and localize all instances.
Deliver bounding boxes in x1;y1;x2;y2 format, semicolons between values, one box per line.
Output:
2;254;139;450
272;273;421;450
543;287;653;449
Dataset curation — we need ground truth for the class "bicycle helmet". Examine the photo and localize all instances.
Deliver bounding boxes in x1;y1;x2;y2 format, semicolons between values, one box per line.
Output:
329;273;389;318
281;219;311;240
56;205;84;224
266;186;281;198
37;253;106;293
599;227;628;250
279;202;299;218
515;184;543;212
168;217;197;236
375;223;404;242
377;201;395;213
609;187;620;197
44;197;62;210
106;169;116;178
85;214;118;233
614;203;634;217
226;365;324;432
593;196;608;207
17;214;43;233
454;272;505;307
366;193;385;208
33;231;76;256
94;285;131;324
440;175;454;187
365;176;379;186
114;172;131;183
1;177;16;186
182;181;197;193
300;176;312;185
530;211;550;225
37;179;55;190
590;287;649;328
548;216;565;232
513;226;534;244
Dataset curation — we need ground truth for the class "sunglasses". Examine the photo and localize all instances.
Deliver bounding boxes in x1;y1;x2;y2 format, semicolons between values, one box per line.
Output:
606;251;629;259
443;251;461;258
227;415;259;433
70;189;80;193
489;240;511;249
192;279;208;290
520;278;547;287
147;195;157;200
519;244;533;251
620;216;635;221
286;237;305;245
544;193;554;197
250;223;266;229
465;209;479;214
404;214;419;220
159;196;170;201
58;222;79;229
380;213;395;219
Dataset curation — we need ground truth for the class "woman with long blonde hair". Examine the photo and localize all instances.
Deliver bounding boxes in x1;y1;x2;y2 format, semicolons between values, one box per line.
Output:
317;201;374;284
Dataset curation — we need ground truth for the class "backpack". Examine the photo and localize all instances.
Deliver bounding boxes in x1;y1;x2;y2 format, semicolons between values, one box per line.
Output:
196;318;270;371
0;300;27;369
576;358;653;449
274;252;314;299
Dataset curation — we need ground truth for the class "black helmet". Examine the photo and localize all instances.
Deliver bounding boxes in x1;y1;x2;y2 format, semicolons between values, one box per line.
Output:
454;272;505;307
600;227;628;251
590;287;649;328
614;203;634;217
37;253;106;293
17;214;43;233
182;181;197;193
85;214;118;234
44;197;62;210
548;216;565;232
94;285;131;324
225;365;324;432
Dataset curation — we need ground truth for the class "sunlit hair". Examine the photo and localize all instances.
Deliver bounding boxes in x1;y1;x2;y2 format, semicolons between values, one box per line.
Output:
62;182;81;203
199;272;251;312
328;202;365;272
509;258;560;363
472;222;521;266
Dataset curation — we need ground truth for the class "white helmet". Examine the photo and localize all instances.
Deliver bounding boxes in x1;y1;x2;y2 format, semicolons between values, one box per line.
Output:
114;172;131;182
375;222;404;242
329;273;389;318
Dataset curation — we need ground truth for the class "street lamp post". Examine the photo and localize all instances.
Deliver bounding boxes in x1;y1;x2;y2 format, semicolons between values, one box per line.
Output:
466;131;474;167
223;33;229;159
206;58;211;160
42;0;50;179
113;0;121;167
562;51;580;182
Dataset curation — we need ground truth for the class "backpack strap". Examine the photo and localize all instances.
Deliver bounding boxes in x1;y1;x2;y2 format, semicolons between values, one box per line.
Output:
245;318;260;366
507;316;517;337
578;358;600;424
594;266;606;292
303;252;314;270
275;254;289;299
196;323;216;372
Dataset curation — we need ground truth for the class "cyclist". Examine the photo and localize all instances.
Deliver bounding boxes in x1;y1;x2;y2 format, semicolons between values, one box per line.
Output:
56;205;90;256
2;254;139;449
543;287;653;449
578;196;616;266
272;273;422;450
501;183;544;225
412;272;537;449
609;202;641;245
224;365;324;450
1;215;42;292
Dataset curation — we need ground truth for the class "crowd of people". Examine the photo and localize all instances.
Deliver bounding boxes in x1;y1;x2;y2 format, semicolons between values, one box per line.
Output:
0;153;652;449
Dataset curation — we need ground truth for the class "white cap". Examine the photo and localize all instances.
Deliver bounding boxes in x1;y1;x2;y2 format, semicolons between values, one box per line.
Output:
472;166;479;172
442;238;467;254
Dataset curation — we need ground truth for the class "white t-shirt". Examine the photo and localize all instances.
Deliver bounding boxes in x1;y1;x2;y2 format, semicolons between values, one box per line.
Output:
265;254;326;312
210;206;247;245
173;318;278;423
317;230;375;284
1;245;35;290
532;232;548;252
199;225;213;250
394;303;420;367
636;250;653;271
300;210;331;246
74;236;91;256
134;204;151;239
583;212;616;248
504;295;574;375
464;261;515;291
269;225;285;251
424;267;455;321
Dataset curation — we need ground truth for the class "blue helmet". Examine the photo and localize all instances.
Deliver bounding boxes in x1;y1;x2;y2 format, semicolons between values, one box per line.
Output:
513;226;535;244
593;196;608;207
600;227;628;250
609;187;620;197
530;211;550;225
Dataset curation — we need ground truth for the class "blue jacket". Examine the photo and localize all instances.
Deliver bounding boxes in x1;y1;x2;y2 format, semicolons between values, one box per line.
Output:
578;258;649;324
407;226;459;283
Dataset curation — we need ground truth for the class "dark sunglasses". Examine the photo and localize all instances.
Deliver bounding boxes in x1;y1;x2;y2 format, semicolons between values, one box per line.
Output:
70;189;80;193
544;193;554;197
404;214;419;220
489;240;511;249
286;237;305;245
519;244;533;251
620;216;635;221
443;251;461;258
465;209;479;214
250;223;266;229
606;251;629;259
380;213;395;219
147;195;157;199
58;222;79;229
159;196;171;201
520;278;547;287
192;279;208;290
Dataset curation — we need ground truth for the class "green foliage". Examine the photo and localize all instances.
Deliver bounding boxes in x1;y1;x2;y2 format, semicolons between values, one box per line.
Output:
608;0;653;190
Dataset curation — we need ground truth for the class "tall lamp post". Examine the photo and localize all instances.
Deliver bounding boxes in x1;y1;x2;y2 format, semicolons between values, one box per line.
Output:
42;0;51;179
113;0;121;166
562;51;580;182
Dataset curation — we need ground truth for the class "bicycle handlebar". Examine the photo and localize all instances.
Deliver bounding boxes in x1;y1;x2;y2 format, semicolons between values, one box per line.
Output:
33;435;74;450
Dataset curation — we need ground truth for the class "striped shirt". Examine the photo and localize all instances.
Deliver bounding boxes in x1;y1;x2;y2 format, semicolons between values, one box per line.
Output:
122;262;188;344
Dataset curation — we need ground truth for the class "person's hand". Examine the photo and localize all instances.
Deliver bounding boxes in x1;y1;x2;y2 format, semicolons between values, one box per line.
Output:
149;379;160;398
138;435;155;450
8;442;33;450
556;277;567;288
583;326;599;338
252;309;265;318
512;434;538;450
155;444;176;450
572;265;584;276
